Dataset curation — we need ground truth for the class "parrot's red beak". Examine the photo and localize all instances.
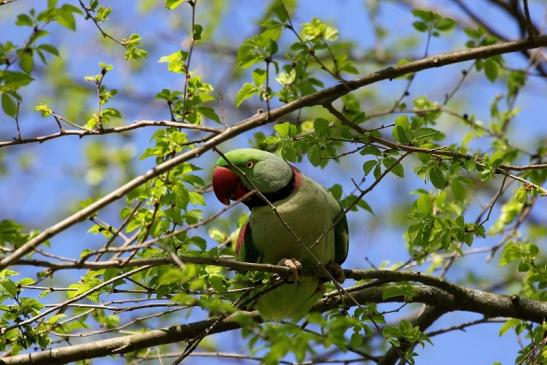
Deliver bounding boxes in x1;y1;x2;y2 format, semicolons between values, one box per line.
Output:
212;166;248;205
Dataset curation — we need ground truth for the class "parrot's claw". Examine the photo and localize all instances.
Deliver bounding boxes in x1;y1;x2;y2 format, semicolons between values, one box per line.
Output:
326;262;345;283
278;258;302;283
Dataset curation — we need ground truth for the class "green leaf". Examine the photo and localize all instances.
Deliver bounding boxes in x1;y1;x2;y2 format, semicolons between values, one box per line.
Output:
235;83;258;107
38;43;60;56
329;184;343;200
412;9;434;22
358;199;374;215
301;18;338;42
236;33;279;68
16;14;34;27
451;179;465;201
412;21;428;32
188;191;205;206
484;59;498;82
313;117;329;135
2;71;34;90
307;145;321;166
361;145;381;156
500;241;538;266
383;157;404;178
362;160;377;176
429;167;446;189
350;331;364;347
393;115;411;143
1;93;17;117
393;126;409;144
34;102;53;116
193;24;203;40
489;150;505;166
123;33;148;61
102;107;121;119
274;122;297;137
373;163;382;179
499;319;520;336
434;17;456;31
0;278;18;297
197;106;221;123
251;69;266;85
415;127;444;141
394;115;410;128
416;193;433;214
275;68;296;85
95;6;112;22
518;262;529;272
158;50;188;73
165;0;185;9
56;8;77;31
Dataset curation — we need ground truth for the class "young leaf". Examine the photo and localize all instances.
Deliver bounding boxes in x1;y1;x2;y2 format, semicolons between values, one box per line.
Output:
412;21;428;32
429;167;446;189
363;160;377;176
1;93;17;117
383;157;404;178
484;59;499;82
235;83;258;107
165;0;185;9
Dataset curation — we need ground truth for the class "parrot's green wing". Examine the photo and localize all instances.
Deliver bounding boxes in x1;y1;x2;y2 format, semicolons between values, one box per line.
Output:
236;222;261;263
322;188;349;265
334;211;349;264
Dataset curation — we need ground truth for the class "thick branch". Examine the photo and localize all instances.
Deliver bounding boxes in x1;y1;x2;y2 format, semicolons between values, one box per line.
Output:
341;269;547;323
11;254;547;323
451;0;546;77
2;277;546;365
11;257;547;323
0;313;253;365
2;35;545;270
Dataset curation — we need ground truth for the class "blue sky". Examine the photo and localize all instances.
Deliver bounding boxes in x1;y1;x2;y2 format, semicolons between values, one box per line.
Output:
0;0;545;364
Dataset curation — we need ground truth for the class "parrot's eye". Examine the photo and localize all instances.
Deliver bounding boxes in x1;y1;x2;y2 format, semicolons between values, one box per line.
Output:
246;161;255;168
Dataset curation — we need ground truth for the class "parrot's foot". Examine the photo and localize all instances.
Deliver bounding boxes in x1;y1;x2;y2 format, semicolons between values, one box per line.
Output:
278;258;302;283
326;262;345;283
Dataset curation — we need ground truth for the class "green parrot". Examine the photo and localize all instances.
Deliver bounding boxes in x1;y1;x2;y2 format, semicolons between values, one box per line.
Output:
212;148;349;320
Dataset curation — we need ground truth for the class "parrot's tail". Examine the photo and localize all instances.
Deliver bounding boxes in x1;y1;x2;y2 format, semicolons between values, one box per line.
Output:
254;276;323;321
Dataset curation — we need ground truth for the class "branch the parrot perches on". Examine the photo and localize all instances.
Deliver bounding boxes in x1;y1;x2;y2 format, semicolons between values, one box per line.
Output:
212;148;349;320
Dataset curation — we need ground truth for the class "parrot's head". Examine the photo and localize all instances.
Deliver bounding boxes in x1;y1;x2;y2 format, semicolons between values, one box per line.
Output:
212;148;299;206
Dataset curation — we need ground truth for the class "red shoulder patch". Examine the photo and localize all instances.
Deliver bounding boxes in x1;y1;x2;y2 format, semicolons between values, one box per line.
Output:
236;222;249;254
290;165;302;190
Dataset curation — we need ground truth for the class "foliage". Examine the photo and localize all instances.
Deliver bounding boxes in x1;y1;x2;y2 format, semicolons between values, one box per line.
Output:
0;1;545;365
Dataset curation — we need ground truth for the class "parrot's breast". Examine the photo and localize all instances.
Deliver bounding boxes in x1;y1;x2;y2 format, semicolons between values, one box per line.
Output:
249;175;336;266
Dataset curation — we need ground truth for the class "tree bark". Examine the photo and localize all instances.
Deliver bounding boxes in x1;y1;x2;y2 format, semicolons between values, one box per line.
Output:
2;279;546;365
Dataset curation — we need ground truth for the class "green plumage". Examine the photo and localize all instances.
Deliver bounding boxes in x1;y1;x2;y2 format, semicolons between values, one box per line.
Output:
215;149;349;320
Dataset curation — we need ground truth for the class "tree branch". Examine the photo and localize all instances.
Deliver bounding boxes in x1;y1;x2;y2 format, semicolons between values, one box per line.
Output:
2;273;546;365
12;255;292;275
323;273;547;324
450;0;546;77
324;104;547;195
0;120;221;149
0;313;254;365
3;265;152;332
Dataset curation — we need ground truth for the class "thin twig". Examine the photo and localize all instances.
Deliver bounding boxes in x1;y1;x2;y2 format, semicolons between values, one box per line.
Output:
3;265;151;331
78;0;126;47
0;120;220;149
